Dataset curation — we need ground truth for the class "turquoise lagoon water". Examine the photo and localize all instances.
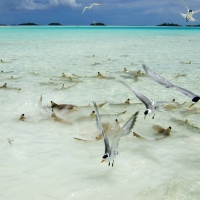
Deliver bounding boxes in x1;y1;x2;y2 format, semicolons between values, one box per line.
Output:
0;26;200;200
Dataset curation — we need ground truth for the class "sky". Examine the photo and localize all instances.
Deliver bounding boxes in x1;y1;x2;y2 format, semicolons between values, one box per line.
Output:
0;0;200;26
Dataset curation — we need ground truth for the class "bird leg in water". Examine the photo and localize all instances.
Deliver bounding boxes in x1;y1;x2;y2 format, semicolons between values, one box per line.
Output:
152;106;158;119
108;162;110;166
112;160;114;167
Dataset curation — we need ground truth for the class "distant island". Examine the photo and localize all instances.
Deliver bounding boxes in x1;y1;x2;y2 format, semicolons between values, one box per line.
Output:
18;22;38;26
48;23;61;26
90;22;105;26
186;24;200;27
157;23;181;26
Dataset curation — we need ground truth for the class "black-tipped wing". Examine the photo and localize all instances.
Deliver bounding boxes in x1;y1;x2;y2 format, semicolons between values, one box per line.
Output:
181;0;189;11
143;64;174;88
111;111;139;155
173;85;198;99
93;102;110;154
194;9;200;14
143;64;198;100
120;81;151;109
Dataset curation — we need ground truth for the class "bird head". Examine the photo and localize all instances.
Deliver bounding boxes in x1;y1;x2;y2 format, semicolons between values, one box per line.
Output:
101;153;109;163
144;109;151;119
189;96;200;108
189;10;193;13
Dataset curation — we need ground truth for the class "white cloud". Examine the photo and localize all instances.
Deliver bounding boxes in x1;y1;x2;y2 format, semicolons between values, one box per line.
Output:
0;0;81;11
21;0;48;10
49;0;81;7
141;8;165;15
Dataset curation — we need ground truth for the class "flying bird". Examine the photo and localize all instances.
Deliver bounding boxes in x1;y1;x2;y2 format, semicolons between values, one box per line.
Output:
143;64;200;108
93;102;139;167
82;3;102;14
179;0;200;21
120;81;164;119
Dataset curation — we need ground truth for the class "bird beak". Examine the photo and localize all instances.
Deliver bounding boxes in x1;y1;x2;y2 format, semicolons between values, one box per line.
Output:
101;160;105;163
189;103;194;108
144;115;146;120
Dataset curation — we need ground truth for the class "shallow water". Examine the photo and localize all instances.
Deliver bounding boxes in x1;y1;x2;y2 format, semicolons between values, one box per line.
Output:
0;26;200;200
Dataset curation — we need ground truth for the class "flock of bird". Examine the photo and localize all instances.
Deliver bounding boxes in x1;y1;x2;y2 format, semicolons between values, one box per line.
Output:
82;0;200;22
92;65;199;166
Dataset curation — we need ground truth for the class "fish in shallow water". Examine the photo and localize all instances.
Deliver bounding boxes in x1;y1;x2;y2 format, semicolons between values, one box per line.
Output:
51;101;77;110
152;125;171;137
51;110;73;125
